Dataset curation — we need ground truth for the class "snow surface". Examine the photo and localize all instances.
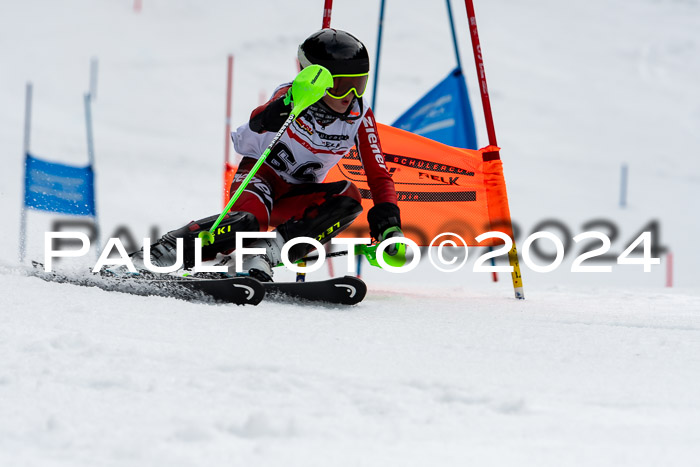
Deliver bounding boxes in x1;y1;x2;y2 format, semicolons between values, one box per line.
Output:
1;0;700;465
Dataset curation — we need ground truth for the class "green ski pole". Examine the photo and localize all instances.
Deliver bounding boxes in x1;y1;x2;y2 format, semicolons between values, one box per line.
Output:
199;65;333;246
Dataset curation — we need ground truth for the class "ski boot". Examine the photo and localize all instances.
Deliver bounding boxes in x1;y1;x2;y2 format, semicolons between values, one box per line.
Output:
235;233;284;282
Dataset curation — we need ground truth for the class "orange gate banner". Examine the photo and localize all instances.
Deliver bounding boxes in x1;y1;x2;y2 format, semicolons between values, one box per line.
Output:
325;123;514;247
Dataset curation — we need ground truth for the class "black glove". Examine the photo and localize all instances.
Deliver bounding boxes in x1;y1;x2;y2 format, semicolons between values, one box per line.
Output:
367;202;401;241
249;90;293;133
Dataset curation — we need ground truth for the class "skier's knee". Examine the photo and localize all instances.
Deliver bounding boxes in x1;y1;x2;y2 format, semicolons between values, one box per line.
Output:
275;195;363;262
342;181;363;205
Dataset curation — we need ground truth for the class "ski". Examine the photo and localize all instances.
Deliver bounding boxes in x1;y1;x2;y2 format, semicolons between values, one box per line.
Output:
263;276;366;305
28;263;366;305
29;262;264;305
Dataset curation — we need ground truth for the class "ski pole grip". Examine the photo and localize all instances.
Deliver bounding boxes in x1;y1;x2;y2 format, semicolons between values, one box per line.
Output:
290;65;333;115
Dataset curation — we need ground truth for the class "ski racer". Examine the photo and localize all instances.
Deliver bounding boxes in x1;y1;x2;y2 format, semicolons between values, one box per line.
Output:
135;29;403;281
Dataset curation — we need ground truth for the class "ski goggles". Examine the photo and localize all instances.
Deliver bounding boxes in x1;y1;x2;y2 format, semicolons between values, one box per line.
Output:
327;73;369;99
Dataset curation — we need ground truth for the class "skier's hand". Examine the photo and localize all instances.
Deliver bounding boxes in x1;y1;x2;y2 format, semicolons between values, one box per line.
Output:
367;202;407;266
249;93;293;133
367;202;401;241
379;226;404;257
283;88;293;106
250;66;331;133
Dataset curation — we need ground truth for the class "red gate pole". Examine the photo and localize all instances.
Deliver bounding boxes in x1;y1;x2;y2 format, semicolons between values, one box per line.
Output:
463;0;524;299
322;0;333;28
222;54;235;207
464;0;497;146
224;54;234;166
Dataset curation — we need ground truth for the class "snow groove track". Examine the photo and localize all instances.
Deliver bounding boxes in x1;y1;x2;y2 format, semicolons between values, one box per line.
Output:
25;264;226;303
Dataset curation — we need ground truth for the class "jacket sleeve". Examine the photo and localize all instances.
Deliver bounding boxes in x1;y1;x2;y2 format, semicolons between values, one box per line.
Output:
249;85;292;133
356;108;397;206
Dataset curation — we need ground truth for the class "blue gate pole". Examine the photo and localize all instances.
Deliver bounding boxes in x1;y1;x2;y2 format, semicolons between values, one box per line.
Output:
371;0;386;112
19;82;33;263
446;0;463;71
89;57;99;101
84;93;101;254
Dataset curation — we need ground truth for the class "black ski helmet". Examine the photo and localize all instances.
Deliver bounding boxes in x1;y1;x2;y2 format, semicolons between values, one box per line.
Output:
298;29;370;75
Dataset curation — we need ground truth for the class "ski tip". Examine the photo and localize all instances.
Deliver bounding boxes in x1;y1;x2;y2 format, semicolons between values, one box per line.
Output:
334;276;367;305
